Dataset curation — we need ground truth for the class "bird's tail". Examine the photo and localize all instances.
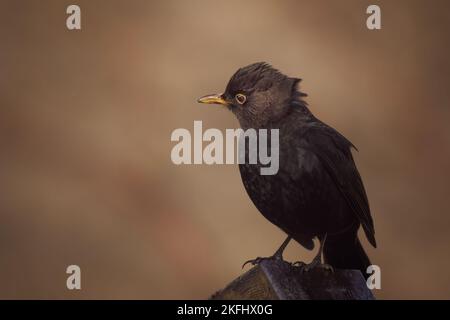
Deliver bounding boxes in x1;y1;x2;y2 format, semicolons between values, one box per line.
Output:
323;232;371;280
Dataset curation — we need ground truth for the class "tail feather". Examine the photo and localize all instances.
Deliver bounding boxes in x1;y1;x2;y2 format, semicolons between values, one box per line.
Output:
323;233;371;280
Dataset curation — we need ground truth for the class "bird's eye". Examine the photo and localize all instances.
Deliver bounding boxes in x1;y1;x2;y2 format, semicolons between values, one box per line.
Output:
235;93;247;105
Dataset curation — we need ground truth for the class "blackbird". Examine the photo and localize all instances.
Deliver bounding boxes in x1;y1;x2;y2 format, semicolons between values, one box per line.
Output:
198;62;376;277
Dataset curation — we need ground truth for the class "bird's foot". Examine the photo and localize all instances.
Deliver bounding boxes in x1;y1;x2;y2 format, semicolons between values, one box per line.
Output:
242;236;292;269
241;254;285;269
293;259;334;274
292;234;333;274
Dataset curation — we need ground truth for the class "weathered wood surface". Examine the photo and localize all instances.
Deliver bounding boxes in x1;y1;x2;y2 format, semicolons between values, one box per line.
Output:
210;259;374;300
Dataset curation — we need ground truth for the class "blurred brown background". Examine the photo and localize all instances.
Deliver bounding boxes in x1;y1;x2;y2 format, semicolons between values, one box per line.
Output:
1;0;449;299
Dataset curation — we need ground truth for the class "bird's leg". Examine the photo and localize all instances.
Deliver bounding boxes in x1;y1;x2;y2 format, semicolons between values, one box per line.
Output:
272;235;292;259
293;234;334;273
242;236;292;269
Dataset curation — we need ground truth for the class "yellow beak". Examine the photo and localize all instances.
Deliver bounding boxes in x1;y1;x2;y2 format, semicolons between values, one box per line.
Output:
197;93;228;106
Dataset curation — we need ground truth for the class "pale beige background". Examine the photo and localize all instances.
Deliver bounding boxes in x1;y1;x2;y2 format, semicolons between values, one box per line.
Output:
1;0;449;299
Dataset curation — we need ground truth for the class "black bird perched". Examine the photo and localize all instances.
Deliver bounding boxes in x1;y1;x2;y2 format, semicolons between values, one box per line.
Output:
198;62;376;277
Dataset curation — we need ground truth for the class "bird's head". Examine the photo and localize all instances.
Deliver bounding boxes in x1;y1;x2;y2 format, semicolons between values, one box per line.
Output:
198;62;307;128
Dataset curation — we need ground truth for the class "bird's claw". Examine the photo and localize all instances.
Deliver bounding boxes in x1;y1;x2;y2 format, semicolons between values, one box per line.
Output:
241;257;263;269
292;261;306;267
304;263;334;274
293;260;334;274
241;255;284;269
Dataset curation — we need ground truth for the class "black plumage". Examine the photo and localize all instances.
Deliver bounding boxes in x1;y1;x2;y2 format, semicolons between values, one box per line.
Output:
198;62;376;277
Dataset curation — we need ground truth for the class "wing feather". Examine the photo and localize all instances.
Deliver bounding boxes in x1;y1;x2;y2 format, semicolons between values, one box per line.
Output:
300;124;377;247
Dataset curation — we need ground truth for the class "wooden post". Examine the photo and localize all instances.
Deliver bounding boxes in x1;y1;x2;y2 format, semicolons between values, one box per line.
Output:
210;259;374;300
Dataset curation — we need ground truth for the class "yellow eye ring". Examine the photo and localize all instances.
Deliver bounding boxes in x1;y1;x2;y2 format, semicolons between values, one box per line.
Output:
235;93;247;105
